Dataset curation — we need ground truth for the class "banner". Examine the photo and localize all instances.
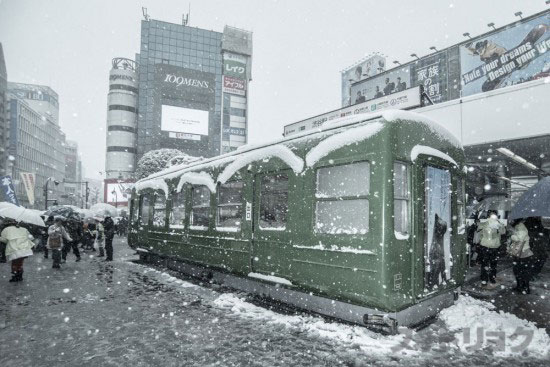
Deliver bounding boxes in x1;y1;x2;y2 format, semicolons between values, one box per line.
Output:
460;13;550;96
19;172;35;206
341;54;386;106
223;59;246;79
0;176;19;206
284;86;421;136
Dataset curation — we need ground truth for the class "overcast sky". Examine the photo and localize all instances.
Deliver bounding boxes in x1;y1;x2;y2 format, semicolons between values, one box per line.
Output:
0;0;547;180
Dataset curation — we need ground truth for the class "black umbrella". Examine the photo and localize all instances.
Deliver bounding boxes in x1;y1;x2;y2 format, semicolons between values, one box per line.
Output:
509;177;550;220
45;205;81;221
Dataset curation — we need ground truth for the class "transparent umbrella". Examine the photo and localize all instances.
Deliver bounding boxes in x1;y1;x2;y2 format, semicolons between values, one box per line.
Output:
90;203;118;218
0;204;46;227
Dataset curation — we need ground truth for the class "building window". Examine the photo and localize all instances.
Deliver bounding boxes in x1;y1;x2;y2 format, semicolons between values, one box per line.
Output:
190;185;210;229
217;181;243;231
170;190;186;228
152;194;166;227
259;174;288;230
315;162;370;234
140;195;151;225
393;162;410;237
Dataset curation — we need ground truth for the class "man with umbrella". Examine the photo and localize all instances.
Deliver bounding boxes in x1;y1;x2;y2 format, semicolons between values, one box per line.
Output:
62;213;82;263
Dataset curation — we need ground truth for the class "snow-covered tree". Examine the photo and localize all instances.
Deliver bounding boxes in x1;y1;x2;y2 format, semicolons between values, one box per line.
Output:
135;149;184;179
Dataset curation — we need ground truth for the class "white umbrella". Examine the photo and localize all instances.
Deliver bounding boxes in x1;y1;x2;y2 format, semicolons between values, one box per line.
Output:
0;205;46;227
77;208;95;219
90;203;118;218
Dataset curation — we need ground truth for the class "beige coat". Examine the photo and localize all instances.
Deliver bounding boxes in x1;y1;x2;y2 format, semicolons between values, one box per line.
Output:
477;216;505;249
509;223;533;258
0;226;35;261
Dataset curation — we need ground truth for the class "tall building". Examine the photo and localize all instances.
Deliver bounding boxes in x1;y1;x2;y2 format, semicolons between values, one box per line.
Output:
135;18;253;161
105;58;139;180
63;140;82;205
0;43;8;176
8;84;66;209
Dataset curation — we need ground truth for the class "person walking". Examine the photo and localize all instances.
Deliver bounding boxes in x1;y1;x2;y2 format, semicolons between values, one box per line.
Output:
103;216;115;261
62;218;82;263
0;219;35;282
477;210;505;288
42;215;55;259
47;217;72;269
82;221;95;251
508;220;534;294
95;218;105;257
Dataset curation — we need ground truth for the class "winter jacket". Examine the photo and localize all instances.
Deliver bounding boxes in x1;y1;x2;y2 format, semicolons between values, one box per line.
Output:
509;223;533;258
47;224;72;250
103;217;115;239
95;223;105;244
0;226;35;261
477;217;505;249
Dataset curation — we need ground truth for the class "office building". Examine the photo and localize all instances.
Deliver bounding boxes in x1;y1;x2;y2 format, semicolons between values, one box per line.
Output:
0;44;8;176
8;84;66;209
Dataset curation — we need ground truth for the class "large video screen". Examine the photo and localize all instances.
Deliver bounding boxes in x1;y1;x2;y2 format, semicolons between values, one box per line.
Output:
161;105;209;136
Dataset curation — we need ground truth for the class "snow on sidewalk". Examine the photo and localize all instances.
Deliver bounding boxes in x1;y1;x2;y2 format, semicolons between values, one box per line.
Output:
439;296;550;358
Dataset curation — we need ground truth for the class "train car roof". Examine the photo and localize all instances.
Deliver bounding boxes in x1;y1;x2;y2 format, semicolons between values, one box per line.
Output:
136;109;463;192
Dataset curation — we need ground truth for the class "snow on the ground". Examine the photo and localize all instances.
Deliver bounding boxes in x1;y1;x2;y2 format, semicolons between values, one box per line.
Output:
213;293;418;356
439;295;550;358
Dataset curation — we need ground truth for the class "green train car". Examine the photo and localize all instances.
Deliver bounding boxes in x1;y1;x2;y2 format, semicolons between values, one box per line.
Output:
128;110;467;333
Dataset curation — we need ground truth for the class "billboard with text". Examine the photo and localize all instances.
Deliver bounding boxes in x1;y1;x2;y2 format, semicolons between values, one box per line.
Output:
341;54;386;106
460;13;549;96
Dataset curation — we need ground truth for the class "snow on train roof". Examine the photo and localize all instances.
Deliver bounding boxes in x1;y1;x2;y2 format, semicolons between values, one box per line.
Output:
137;109;462;186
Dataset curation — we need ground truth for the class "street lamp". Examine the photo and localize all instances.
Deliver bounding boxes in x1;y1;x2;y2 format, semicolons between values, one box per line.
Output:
463;32;472;39
514;11;523;19
43;177;60;210
393;60;401;66
487;22;496;30
429;46;438;52
112;189;118;208
410;53;419;60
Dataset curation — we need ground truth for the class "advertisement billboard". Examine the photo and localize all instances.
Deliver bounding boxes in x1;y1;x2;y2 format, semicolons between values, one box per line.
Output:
0;175;19;205
20;172;35;206
161;105;209;137
460;13;550;96
223;59;247;79
223;76;246;96
284;86;422;136
341;54;386;106
410;52;455;104
350;65;411;104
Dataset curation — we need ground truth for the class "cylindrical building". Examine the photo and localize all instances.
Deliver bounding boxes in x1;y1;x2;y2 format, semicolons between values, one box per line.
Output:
105;58;138;180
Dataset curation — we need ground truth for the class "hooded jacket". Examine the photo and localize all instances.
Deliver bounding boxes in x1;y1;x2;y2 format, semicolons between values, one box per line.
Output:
0;225;35;261
509;222;533;258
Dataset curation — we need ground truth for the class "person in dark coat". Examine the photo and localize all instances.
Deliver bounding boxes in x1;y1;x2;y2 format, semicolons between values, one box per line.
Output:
62;218;82;262
103;216;115;261
525;217;548;278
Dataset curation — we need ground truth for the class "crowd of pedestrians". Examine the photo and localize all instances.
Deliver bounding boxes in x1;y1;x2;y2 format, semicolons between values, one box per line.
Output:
468;210;549;294
1;213;126;282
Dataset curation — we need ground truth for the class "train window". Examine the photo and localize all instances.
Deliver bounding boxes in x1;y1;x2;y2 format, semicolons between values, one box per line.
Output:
131;197;139;223
259;174;289;230
217;181;244;230
139;195;151;225
152;194;166;227
169;191;186;228
393;162;410;236
315;162;370;234
191;185;210;229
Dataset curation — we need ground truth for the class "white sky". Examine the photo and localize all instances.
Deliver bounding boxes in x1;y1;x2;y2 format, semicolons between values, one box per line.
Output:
0;0;547;180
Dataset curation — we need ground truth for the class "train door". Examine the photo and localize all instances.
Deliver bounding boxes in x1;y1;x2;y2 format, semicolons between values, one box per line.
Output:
250;171;291;277
424;165;453;291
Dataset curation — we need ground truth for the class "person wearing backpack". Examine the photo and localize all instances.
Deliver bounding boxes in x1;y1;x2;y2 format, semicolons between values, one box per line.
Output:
477;210;505;288
47;217;72;269
508;219;534;294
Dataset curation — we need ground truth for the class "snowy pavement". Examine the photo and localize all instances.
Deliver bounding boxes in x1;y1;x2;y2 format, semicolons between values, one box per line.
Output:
0;238;549;366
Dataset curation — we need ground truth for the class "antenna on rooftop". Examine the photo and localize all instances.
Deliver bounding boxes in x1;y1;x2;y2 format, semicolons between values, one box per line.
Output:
142;7;150;21
182;4;190;26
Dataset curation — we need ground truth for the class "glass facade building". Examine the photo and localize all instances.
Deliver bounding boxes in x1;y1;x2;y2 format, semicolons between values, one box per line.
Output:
135;19;252;163
0;43;8;176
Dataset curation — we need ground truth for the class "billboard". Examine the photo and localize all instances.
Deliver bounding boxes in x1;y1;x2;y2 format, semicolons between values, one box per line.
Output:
0;176;19;205
224;59;247;79
223;76;246;96
350;65;411;104
161;105;209;139
341;54;386;106
460;13;550;96
105;180;134;206
20;172;35;206
284;86;422;136
410;51;459;104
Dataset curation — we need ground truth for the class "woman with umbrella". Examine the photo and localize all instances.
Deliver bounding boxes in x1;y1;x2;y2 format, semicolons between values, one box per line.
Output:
0;219;35;282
